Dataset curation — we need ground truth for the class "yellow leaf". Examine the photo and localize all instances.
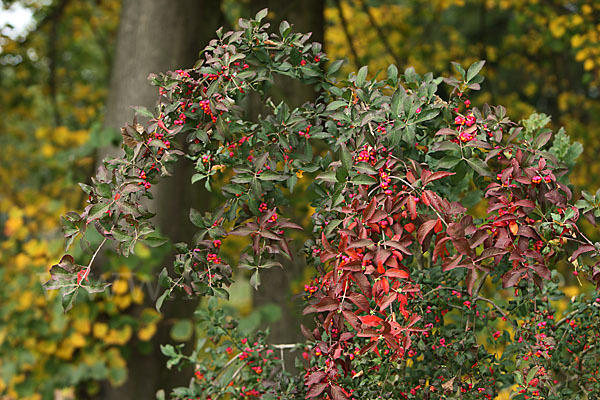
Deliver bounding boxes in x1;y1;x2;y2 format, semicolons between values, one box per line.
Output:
131;286;144;304
93;322;108;338
73;318;91;334
112;279;128;294
571;34;585;48
137;324;157;341
69;332;86;348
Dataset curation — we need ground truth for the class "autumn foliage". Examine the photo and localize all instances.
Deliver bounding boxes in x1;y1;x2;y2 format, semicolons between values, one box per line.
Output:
45;10;600;399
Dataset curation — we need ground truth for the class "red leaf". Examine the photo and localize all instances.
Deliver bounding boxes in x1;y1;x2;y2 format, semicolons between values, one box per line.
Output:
570;244;596;262
475;247;508;262
509;221;519;235
502;268;527;288
363;197;377;221
359;315;383;327
423;171;455;186
314;297;339;312
421;169;432;183
433;234;450;262
407;196;417;220
436;128;457;136
353;272;372;298
307;383;327;398
530;263;551;280
301;324;314;340
466;269;477;295
369;210;388;224
375;248;391;267
417;219;438;245
383;240;412;255
348;292;370;312
342;310;361;330
434;219;443;233
379;292;397;311
384;268;409;279
306;371;327;386
331;385;350;400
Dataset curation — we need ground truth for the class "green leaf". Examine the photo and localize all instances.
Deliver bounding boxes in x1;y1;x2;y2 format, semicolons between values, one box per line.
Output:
526;366;540;385
326;100;347;111
191;173;205;184
87;203;110;222
437;156;462;169
356;65;368;87
250;269;261;290
258;171;287;181
189;208;203;227
387;64;398;84
156;290;169;312
279;20;290;38
466;158;492;177
514;371;524;386
340;144;353;171
111;229;131;242
132;106;154;118
61;287;79;313
335;167;348;182
142;235;168;247
327;59;344;76
160;344;177;357
351;175;377;185
255;8;268;22
316;171;337;183
466;60;486;82
451;62;466;79
212;287;229;300
413;109;439;124
170;319;193;342
79;183;94;194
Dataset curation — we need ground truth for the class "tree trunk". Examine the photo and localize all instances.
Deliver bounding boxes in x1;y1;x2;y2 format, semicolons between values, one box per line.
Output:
248;0;325;364
98;1;222;398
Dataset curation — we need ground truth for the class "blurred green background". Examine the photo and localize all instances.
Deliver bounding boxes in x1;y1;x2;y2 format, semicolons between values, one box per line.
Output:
1;0;600;398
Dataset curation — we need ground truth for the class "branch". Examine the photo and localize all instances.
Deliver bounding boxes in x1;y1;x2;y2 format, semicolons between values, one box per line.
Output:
360;0;400;67
334;0;361;68
47;0;70;127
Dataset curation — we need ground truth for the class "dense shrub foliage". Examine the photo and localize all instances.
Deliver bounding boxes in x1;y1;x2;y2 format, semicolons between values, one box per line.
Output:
46;11;600;399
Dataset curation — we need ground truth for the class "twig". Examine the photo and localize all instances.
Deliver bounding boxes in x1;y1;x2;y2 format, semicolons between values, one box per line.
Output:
80;237;107;284
473;295;516;330
474;270;490;296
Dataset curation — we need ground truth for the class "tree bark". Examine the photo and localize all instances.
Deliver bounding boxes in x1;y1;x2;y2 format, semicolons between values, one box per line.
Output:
247;0;325;365
98;1;222;398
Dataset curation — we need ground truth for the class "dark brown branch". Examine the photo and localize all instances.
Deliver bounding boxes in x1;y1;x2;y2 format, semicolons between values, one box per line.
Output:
48;0;70;127
334;0;361;68
360;0;400;67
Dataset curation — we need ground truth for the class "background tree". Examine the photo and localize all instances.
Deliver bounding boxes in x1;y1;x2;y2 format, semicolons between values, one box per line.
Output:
97;1;223;398
3;0;600;398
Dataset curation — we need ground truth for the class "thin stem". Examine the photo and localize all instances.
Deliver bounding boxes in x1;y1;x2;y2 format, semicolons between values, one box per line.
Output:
80;237;107;284
473;295;516;330
474;270;491;296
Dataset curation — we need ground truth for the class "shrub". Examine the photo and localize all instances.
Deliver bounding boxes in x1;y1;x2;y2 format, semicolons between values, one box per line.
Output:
46;10;600;399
